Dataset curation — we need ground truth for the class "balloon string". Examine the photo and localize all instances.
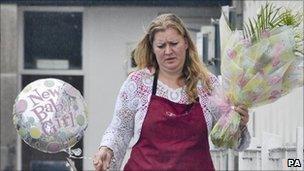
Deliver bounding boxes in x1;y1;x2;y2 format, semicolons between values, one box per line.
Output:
65;148;93;160
68;155;93;160
66;157;77;171
65;149;93;171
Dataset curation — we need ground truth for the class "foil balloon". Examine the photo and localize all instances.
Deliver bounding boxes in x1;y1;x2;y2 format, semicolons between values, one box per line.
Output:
12;78;88;153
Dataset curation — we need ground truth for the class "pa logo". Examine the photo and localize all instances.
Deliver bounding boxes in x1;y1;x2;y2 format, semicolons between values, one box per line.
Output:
287;159;302;167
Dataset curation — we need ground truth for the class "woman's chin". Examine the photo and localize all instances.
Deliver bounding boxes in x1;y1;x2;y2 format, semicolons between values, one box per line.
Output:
163;65;182;73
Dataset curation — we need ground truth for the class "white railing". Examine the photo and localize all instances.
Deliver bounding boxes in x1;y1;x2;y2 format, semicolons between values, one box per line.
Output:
238;137;261;171
210;127;303;170
210;148;228;170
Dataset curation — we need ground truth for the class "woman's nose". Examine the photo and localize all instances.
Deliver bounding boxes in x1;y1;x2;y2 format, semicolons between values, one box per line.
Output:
164;45;173;54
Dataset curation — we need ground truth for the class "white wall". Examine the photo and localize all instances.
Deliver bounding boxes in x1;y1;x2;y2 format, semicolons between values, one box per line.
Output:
252;88;303;144
242;0;303;145
83;6;220;170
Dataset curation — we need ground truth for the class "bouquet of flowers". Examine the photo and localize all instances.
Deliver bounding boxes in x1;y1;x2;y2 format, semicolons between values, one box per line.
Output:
210;3;303;148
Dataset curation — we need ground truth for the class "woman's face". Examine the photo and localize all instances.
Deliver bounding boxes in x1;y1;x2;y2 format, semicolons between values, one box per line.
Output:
152;27;188;74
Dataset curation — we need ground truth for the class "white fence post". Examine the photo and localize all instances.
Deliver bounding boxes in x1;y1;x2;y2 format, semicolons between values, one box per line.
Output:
227;149;236;170
296;127;303;171
237;129;301;170
238;137;262;170
210;148;228;170
261;132;283;170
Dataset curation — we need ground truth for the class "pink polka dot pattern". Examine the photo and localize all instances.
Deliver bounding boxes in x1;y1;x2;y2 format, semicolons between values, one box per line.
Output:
65;84;78;97
16;100;27;113
47;142;61;153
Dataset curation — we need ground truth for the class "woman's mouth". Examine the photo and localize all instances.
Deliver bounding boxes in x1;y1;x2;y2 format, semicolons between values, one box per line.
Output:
165;57;176;61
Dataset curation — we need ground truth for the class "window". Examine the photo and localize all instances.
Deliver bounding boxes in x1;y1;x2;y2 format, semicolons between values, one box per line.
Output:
202;34;209;64
213;19;221;75
19;7;84;171
198;20;221;76
24;11;82;69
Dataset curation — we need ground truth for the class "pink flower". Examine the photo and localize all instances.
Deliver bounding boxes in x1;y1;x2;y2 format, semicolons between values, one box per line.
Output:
272;42;284;67
218;118;225;126
238;73;247;87
272;57;280;67
268;90;281;101
241;37;251;47
227;49;237;59
269;75;282;85
261;29;271;38
219;103;232;115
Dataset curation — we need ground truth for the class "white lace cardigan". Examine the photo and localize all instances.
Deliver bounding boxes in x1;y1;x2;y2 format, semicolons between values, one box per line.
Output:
100;68;251;170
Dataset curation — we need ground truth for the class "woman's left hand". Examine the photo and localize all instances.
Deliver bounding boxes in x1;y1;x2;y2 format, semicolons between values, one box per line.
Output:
234;105;249;128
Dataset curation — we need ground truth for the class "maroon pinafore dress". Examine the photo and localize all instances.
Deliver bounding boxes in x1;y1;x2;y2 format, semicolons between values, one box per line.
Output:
124;72;214;170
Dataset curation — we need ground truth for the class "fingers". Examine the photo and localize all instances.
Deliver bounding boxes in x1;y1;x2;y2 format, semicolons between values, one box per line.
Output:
93;149;112;171
93;155;102;171
93;154;104;171
235;105;248;116
234;105;249;126
103;152;112;170
94;161;103;171
94;160;108;171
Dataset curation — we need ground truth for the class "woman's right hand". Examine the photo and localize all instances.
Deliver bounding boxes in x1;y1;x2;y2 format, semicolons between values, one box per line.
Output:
93;147;113;171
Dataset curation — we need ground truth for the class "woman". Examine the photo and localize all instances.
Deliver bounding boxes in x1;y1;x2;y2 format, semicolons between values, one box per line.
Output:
93;13;250;171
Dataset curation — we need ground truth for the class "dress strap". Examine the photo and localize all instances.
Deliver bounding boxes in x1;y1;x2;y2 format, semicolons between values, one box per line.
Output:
152;70;158;95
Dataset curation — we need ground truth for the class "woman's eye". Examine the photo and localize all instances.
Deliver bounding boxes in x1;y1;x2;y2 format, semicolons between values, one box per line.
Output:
157;45;165;48
171;42;178;46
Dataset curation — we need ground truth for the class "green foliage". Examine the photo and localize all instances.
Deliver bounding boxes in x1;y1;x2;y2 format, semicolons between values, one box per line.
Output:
242;2;303;45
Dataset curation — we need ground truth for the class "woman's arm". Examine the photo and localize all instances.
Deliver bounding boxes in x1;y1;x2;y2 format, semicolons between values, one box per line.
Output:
99;74;138;169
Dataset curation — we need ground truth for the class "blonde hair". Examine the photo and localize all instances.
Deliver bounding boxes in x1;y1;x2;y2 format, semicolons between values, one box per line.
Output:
134;13;212;102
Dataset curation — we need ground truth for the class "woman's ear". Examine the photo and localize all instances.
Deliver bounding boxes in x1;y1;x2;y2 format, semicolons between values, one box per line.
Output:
184;38;189;49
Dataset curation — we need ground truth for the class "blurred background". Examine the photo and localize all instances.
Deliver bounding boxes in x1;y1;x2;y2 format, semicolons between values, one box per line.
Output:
1;0;303;170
